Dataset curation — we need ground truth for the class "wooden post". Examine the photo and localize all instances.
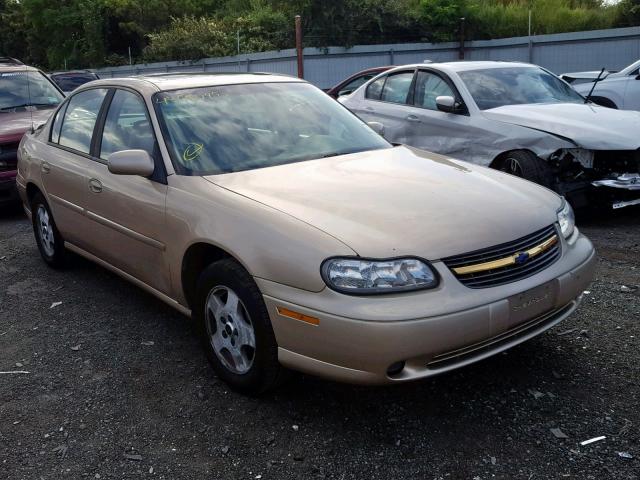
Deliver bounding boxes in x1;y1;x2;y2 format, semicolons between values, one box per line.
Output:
459;17;466;60
295;15;304;79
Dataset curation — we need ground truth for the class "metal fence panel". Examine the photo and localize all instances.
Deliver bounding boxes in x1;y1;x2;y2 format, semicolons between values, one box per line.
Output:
94;26;640;88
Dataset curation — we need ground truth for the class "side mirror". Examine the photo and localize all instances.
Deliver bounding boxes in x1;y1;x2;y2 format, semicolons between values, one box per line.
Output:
338;89;353;97
436;95;462;114
108;150;155;177
367;121;385;136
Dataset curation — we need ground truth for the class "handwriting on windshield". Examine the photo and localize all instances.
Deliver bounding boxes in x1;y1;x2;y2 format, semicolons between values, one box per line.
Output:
182;143;204;162
156;89;226;105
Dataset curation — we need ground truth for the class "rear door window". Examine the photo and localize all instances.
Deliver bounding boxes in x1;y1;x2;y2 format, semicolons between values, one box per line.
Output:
58;89;108;155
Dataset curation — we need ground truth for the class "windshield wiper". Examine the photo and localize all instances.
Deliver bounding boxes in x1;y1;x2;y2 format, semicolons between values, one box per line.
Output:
320;148;373;159
0;103;57;111
584;68;607;104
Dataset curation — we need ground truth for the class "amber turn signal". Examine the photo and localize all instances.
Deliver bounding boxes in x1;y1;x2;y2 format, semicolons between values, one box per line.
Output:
276;307;320;326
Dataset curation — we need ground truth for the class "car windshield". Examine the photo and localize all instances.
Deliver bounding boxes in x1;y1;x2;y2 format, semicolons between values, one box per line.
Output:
459;67;584;110
0;71;63;111
51;72;98;92
154;82;391;175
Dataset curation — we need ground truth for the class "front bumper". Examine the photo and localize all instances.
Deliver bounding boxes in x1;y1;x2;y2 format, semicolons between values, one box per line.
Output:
259;232;596;385
0;170;19;208
592;173;640;209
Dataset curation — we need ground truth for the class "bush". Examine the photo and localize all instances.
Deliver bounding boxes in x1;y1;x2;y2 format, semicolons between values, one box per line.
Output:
468;0;618;39
144;16;231;62
143;7;290;62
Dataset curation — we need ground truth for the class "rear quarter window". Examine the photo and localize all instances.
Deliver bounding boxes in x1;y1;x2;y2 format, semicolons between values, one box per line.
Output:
50;104;67;143
365;76;386;100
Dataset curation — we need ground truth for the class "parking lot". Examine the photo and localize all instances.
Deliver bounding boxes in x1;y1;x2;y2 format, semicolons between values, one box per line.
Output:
0;208;637;479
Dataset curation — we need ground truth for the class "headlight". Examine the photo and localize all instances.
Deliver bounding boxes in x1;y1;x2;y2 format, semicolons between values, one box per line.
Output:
321;257;438;294
557;200;575;239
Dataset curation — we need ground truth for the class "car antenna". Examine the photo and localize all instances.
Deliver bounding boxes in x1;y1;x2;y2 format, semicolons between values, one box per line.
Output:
584;67;606;105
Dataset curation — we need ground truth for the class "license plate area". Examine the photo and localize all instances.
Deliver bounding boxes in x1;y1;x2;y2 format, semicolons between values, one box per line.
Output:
508;281;557;325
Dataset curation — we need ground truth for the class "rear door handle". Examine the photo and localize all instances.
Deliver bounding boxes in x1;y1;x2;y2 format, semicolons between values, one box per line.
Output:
41;161;51;174
406;115;421;123
88;178;103;194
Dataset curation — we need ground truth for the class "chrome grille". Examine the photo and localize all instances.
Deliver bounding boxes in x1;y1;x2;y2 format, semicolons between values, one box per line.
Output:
443;225;561;288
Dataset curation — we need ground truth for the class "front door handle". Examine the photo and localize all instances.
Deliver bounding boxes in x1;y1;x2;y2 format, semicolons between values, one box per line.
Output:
406;115;421;123
88;178;103;194
41;161;51;174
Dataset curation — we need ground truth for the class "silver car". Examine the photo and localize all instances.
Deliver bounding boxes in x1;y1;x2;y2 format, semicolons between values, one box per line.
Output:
341;61;640;210
563;59;640;111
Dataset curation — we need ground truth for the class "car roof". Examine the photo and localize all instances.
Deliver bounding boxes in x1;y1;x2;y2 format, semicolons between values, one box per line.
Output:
357;66;392;73
387;60;538;73
0;64;40;73
81;72;305;94
51;70;98;76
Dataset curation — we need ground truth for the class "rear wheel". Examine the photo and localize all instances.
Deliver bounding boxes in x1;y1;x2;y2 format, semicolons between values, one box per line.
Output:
31;193;67;268
194;258;287;395
497;150;555;189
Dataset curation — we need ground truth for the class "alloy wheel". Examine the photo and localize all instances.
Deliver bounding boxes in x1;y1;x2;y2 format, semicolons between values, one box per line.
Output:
504;157;524;177
205;286;256;375
37;205;55;257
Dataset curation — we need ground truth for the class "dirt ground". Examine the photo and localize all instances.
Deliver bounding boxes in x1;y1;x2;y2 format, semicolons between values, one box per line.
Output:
1;207;638;480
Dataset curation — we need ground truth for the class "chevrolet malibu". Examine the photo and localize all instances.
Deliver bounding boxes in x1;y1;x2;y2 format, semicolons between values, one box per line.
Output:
17;73;596;394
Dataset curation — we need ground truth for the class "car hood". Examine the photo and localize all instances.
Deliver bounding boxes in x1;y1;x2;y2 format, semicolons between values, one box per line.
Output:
482;103;640;150
0;109;54;142
205;146;561;260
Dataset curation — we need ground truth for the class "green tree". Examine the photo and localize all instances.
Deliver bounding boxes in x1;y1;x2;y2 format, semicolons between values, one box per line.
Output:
616;0;640;26
0;0;635;70
418;0;467;42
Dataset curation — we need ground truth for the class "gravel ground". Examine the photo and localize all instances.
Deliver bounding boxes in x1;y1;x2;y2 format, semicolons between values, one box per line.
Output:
1;207;638;480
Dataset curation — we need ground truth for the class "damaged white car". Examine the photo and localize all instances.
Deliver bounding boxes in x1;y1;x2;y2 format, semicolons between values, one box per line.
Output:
341;61;640;210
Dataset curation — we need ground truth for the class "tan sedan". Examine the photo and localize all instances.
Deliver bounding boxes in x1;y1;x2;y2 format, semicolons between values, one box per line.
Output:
16;74;596;394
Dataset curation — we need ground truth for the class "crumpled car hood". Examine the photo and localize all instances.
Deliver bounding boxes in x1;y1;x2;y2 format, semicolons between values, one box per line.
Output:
205;146;561;260
482;103;640;151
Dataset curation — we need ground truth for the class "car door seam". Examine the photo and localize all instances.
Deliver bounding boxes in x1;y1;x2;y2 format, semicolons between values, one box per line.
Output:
84;210;166;251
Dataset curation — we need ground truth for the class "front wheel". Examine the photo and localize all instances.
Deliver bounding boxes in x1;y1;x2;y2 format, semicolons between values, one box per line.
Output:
194;258;287;394
497;150;555;189
31;193;68;268
589;96;617;109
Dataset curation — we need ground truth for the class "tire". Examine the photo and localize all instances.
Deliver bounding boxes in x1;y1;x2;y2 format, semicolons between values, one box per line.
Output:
31;193;68;268
497;150;555;189
194;258;287;395
589;96;617;109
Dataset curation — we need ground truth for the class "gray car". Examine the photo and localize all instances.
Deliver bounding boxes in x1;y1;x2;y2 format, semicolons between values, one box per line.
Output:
340;61;640;210
562;59;640;111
